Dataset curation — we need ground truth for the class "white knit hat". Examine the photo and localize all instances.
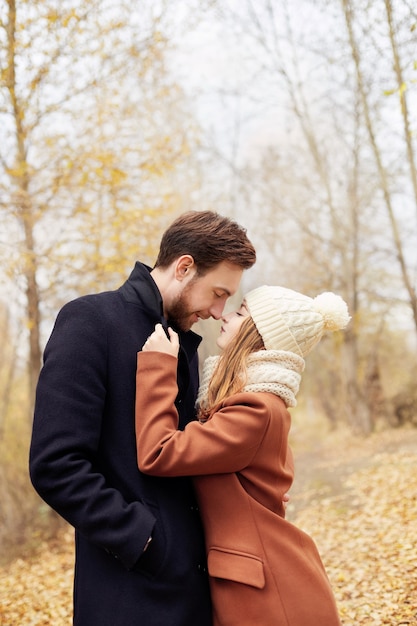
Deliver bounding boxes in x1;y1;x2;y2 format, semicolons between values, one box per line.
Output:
245;286;350;358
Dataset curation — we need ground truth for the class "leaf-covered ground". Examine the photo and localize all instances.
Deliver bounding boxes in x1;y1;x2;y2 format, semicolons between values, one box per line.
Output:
1;427;416;625
290;427;417;625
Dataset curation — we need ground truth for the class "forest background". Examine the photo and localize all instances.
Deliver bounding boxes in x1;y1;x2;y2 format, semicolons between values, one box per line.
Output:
0;0;416;605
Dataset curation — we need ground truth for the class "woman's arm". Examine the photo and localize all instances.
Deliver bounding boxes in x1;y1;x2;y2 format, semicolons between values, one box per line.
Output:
136;351;275;477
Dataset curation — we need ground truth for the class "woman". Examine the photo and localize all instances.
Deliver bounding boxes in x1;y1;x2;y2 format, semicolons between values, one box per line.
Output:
135;285;349;626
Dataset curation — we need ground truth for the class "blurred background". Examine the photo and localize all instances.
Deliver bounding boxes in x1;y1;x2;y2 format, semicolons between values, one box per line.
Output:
1;0;416;565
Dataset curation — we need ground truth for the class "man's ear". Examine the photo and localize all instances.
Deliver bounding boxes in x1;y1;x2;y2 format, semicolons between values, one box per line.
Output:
174;255;195;281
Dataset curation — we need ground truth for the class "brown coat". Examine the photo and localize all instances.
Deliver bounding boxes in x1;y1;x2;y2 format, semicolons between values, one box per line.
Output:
136;352;341;626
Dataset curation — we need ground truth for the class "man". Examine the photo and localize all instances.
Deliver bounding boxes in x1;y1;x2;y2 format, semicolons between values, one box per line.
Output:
29;210;256;626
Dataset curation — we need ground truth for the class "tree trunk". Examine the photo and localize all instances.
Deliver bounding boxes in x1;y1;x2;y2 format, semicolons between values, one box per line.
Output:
6;0;42;412
342;0;417;334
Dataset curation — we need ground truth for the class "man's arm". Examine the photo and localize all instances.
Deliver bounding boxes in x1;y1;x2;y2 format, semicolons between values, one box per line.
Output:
29;299;155;569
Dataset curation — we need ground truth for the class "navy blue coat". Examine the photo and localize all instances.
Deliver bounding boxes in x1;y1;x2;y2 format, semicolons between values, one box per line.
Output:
29;263;212;625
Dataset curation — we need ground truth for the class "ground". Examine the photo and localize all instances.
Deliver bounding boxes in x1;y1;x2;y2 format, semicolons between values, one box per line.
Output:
288;425;417;626
1;426;416;625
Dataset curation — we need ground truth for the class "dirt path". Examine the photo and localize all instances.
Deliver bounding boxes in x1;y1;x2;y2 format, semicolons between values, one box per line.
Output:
287;425;417;518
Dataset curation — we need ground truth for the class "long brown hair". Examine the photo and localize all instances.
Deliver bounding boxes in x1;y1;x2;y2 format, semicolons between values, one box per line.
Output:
198;317;264;421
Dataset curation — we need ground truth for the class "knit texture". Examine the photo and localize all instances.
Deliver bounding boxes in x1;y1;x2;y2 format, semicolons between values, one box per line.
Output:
245;286;350;357
196;350;305;411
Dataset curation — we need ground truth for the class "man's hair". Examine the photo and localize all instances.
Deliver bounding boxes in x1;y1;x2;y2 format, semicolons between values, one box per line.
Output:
154;210;256;274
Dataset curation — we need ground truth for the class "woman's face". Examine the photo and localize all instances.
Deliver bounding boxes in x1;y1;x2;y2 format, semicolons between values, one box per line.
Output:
216;302;250;350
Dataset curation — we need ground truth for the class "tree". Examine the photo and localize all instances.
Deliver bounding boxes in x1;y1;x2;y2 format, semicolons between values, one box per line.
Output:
342;0;417;334
199;0;417;433
0;0;201;410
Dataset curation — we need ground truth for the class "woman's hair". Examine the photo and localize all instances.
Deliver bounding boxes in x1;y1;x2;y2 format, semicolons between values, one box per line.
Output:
198;316;264;421
154;210;256;274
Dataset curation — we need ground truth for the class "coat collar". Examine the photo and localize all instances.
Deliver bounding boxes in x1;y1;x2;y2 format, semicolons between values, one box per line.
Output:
119;262;202;356
119;262;163;316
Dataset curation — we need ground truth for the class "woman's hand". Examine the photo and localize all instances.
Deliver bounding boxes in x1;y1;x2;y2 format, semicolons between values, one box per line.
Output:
142;323;179;357
283;492;290;511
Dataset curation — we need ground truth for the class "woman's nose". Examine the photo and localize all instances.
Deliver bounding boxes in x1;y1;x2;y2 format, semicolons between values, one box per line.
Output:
221;311;233;323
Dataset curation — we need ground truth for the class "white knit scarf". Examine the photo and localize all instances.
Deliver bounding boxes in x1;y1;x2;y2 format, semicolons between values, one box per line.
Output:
196;349;305;411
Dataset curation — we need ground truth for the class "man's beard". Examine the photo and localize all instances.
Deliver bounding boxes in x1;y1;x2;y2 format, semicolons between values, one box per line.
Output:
167;281;196;332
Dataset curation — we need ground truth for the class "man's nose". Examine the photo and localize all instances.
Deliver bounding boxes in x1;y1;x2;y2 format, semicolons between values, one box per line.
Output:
209;300;226;320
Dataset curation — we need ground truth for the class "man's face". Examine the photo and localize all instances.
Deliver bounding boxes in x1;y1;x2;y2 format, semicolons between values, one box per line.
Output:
167;261;243;332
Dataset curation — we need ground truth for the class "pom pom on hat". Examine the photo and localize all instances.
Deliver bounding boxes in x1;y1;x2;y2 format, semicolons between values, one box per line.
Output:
245;285;350;358
312;292;351;332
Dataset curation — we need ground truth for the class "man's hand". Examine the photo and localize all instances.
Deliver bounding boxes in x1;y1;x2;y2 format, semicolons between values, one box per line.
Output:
142;324;179;357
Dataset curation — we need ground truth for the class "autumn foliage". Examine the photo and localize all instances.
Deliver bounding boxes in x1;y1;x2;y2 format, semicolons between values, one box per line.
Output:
1;427;416;625
291;427;417;625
